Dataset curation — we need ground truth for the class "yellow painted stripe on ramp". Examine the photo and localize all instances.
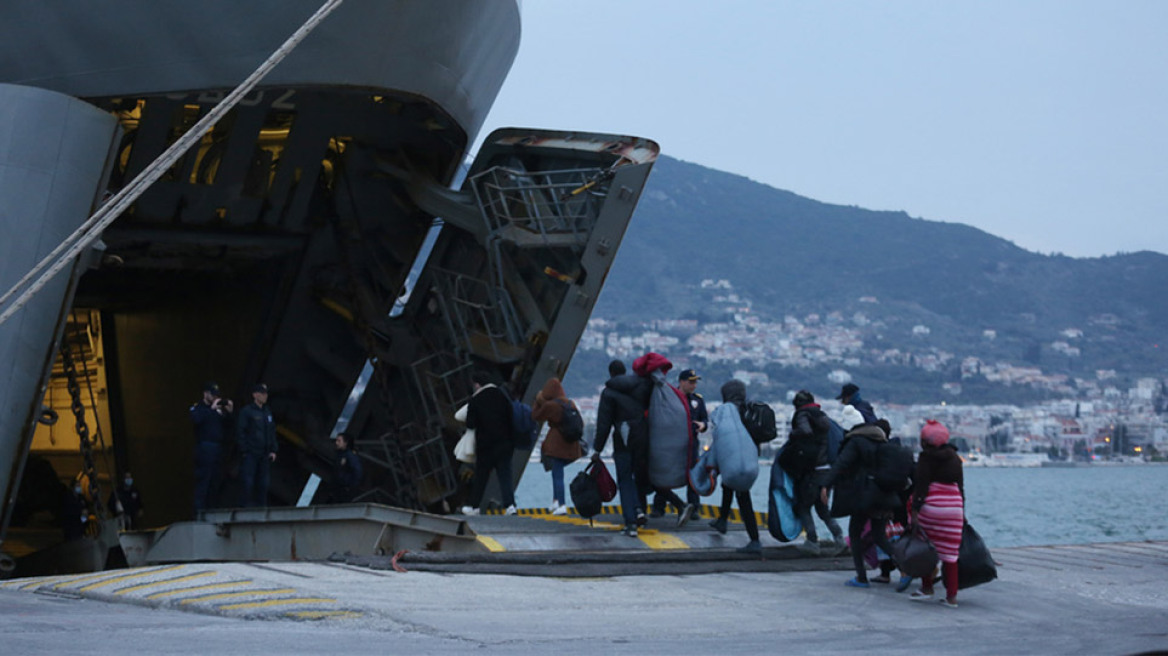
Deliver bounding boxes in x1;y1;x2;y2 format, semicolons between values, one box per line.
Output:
286;610;363;620
180;588;297;605
51;571;129;590
637;530;690;550
78;565;187;592
6;576;70;591
476;535;506;552
145;580;252;600
218;597;336;611
115;571;215;595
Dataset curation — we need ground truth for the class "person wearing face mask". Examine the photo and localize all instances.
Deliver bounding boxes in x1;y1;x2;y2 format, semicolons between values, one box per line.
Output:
108;471;144;530
61;479;89;540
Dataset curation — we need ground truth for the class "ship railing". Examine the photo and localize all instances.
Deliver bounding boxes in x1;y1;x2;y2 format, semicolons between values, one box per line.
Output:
429;266;523;360
410;350;474;422
470;166;607;249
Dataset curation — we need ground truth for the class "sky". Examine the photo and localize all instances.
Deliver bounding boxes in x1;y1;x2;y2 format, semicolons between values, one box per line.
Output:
476;1;1168;258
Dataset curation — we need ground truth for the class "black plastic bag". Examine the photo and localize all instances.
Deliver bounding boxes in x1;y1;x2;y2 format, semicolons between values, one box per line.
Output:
957;521;997;589
570;464;603;520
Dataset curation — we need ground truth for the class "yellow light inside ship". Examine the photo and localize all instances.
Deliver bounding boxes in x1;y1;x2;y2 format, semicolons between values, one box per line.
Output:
1134;446;1142;453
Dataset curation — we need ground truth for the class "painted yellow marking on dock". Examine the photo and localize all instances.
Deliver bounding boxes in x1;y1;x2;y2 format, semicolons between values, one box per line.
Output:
218;597;336;611
114;571;216;595
637;529;690;550
52;569;142;590
6;575;70;591
78;565;187;592
179;588;297;605
286;610;363;620
476;535;506;552
145;580;252;600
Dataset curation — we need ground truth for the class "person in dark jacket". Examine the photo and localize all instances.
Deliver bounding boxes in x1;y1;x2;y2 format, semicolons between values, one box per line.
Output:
329;432;363;503
822;405;899;588
592;360;647;535
533;377;583;515
108;471;144;530
460;371;517;516
236;383;277;508
602;367;660;519
190;381;232;513
786;390;845;555
837;383;878;424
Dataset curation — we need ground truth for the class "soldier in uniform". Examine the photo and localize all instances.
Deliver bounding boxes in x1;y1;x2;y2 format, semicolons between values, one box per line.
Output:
236;383;277;507
190;381;232;513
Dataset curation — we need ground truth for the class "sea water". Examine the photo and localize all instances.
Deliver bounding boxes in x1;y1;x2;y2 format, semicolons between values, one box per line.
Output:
514;461;1168;548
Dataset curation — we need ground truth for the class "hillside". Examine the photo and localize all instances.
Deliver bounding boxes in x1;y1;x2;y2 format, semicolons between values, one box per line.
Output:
576;155;1168;404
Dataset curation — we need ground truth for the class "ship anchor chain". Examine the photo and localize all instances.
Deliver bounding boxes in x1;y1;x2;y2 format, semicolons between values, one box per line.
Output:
59;342;104;537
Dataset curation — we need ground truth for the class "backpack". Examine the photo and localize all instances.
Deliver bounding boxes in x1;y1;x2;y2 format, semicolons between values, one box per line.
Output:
873;440;915;492
554;399;584;443
511;400;537;450
825;418;845;465
740;401;777;445
569;464;603;520
777;439;817;476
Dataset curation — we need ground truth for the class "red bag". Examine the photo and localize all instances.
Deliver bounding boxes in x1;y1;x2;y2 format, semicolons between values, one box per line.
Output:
592;460;617;502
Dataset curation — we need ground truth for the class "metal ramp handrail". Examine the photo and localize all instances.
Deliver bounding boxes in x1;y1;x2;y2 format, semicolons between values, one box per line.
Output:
429;266;521;361
470;165;607;244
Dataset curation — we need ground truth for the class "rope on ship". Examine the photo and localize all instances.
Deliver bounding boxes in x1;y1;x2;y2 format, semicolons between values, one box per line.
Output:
0;0;346;328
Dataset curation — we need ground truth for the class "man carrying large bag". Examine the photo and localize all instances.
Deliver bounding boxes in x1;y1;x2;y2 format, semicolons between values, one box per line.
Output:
632;352;696;528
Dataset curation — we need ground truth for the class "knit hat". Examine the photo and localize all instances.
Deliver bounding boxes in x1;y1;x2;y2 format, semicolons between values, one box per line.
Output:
920;419;950;446
839;405;865;430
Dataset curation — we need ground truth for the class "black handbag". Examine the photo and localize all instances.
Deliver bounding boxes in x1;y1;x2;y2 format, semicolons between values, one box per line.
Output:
892;522;939;578
957;521;998;589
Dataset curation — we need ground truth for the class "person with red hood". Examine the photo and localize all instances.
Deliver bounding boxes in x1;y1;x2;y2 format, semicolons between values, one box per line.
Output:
532;377;583;515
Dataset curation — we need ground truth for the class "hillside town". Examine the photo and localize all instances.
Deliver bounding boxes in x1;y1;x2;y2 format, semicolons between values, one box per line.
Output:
571;280;1168;463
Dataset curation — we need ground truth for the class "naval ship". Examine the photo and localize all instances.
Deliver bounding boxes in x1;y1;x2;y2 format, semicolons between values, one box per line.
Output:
0;1;657;575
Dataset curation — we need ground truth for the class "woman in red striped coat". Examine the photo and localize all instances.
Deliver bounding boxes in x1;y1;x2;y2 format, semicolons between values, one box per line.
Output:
910;420;964;607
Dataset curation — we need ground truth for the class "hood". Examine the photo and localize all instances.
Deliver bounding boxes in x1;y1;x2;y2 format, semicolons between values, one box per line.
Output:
540;377;565;400
632;352;672;377
721;379;747;404
847;424;888;443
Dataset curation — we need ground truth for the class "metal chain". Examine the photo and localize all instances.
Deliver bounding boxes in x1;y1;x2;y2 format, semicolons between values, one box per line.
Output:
59;342;104;524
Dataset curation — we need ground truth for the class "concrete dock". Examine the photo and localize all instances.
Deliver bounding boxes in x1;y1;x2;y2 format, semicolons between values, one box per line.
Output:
1;510;1165;655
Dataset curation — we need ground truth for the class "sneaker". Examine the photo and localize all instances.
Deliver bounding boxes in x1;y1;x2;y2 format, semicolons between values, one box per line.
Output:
677;503;696;529
797;538;821;556
548;501;561;512
896;576;913;593
871;574;891;584
939;597;958;608
910;589;935;601
648;509;665;519
736;540;762;554
635;512;648;528
622;526;639;538
551;505;567;516
845;577;870;588
504;504;518;516
708;517;728;535
460;506;480;516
